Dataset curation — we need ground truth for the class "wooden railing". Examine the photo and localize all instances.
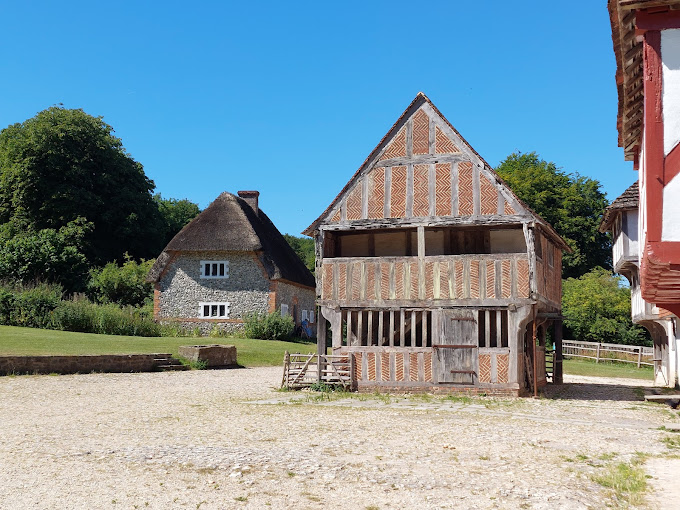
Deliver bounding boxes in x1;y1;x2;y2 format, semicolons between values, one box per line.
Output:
320;253;530;303
562;340;653;367
281;352;354;389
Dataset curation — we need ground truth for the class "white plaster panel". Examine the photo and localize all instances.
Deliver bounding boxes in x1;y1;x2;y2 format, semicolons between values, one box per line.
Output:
662;172;680;241
662;29;680;155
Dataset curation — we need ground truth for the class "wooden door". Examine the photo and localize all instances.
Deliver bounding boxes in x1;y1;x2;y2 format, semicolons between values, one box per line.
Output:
435;310;478;384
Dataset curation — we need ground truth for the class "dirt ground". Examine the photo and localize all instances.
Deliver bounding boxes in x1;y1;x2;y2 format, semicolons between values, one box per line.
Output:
0;367;678;509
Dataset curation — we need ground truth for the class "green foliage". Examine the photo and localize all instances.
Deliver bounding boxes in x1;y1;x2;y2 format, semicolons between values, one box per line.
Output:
243;310;295;340
562;268;649;345
154;194;200;247
0;218;91;293
0;106;165;265
284;234;315;272
6;283;63;329
87;256;155;307
495;152;611;278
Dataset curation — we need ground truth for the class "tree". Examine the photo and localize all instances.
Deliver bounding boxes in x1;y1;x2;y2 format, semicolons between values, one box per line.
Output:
284;234;315;272
0;107;165;265
495;152;611;278
154;194;201;247
562;267;649;345
0;217;91;292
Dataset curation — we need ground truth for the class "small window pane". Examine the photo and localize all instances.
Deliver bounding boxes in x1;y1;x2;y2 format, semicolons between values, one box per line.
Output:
211;305;218;317
203;305;210;317
219;305;225;317
309;311;315;323
211;263;217;276
219;263;225;276
204;264;210;276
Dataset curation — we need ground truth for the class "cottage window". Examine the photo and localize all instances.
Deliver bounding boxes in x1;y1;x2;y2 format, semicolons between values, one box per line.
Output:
302;310;308;322
199;302;230;318
281;304;289;317
309;310;315;323
200;261;229;279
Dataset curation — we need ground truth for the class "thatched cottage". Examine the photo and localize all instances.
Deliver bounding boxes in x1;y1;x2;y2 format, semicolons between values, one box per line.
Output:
147;191;316;334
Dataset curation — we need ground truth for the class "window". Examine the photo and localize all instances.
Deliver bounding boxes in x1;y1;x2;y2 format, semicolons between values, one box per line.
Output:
200;260;229;279
309;310;315;323
280;304;289;317
301;310;308;322
199;302;230;318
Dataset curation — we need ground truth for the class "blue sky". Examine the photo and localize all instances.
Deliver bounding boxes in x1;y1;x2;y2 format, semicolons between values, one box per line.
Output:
0;1;636;237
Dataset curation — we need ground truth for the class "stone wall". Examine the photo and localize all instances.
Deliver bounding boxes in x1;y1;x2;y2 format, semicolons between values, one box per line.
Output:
158;251;271;332
276;281;316;325
0;354;167;375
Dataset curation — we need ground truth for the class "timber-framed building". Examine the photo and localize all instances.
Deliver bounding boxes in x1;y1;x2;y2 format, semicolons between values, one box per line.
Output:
303;93;569;395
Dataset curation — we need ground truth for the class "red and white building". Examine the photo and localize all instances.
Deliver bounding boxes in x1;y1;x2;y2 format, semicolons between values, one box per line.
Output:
610;0;680;386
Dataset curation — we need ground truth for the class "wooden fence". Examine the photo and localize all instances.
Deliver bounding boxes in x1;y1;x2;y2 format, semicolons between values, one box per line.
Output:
282;352;355;389
562;340;653;367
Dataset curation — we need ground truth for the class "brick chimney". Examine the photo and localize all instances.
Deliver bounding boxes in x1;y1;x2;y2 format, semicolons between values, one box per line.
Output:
237;190;259;213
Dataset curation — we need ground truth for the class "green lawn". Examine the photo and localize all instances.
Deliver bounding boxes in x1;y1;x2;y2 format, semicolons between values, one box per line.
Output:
0;326;316;367
563;358;653;380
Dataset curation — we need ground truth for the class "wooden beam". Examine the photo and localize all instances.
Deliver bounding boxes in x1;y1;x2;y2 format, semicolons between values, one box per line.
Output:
400;310;406;347
389;310;395;347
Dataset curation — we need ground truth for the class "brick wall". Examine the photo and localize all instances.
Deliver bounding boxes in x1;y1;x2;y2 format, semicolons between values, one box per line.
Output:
0;354;166;375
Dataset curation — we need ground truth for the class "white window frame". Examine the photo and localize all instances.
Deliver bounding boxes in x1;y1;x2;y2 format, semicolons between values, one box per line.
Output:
200;260;229;279
301;309;308;322
309;310;315;324
199;302;230;318
280;304;289;317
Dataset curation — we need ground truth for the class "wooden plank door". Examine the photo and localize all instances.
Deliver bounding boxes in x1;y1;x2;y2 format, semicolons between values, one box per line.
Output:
435;310;478;384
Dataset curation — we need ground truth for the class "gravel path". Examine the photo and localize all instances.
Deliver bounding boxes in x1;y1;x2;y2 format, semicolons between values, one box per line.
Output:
0;367;677;509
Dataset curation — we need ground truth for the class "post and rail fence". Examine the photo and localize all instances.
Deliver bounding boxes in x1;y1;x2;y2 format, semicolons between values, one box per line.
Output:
282;352;355;389
562;340;653;368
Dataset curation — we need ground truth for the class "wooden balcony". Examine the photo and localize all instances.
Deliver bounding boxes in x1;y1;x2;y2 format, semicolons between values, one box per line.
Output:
320;254;530;305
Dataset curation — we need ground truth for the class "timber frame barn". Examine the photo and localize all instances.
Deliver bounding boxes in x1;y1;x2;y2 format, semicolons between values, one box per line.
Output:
303;93;569;396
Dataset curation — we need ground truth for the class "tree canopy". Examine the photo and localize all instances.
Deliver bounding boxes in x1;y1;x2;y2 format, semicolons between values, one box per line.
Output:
562;267;649;345
284;234;315;272
154;194;201;247
0;107;164;264
495;152;611;278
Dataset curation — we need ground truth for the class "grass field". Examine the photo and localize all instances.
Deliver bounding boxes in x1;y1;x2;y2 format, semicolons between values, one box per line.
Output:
563;358;653;380
0;326;315;367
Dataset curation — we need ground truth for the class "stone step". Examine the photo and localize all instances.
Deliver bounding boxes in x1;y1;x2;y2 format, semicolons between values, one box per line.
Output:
156;364;190;371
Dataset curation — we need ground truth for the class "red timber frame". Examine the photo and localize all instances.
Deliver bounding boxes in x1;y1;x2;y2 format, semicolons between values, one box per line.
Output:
636;10;680;316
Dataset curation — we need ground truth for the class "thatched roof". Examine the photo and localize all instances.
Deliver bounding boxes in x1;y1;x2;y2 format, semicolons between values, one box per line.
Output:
599;181;639;232
147;192;315;288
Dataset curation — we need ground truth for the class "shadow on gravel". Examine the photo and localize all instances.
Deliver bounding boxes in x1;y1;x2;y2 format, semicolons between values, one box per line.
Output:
543;382;646;402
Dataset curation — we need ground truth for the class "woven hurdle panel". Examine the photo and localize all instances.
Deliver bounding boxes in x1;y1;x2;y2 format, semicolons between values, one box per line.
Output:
435;163;452;216
435;125;459;154
517;259;530;297
424;352;433;382
366;352;376;381
380;127;407;160
501;259;512;299
380;262;390;300
439;260;450;299
479;174;498;216
330;209;341;222
368;168;385;219
354;352;362;381
381;353;390;382
425;261;435;300
390;166;407;218
486;260;496;299
395;261;405;299
497;354;509;384
454;259;464;299
338;263;347;300
395;352;405;381
412;109;430;155
410;261;419;299
365;262;375;301
458;161;474;216
470;260;480;299
346;185;362;220
504;201;516;215
322;264;333;300
479;354;492;383
409;352;419;381
413;164;429;217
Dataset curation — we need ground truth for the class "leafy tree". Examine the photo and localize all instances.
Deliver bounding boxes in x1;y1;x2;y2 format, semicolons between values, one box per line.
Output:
154;194;200;247
562;267;649;346
87;256;155;307
496;152;611;278
284;234;315;272
0;106;164;264
0;218;91;292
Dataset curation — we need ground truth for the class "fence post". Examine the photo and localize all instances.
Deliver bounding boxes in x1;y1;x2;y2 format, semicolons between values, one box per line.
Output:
282;351;289;388
637;347;642;368
349;354;356;391
596;343;601;363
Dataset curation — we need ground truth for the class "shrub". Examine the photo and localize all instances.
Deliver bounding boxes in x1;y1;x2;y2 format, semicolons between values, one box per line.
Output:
51;299;97;332
8;283;63;329
243;310;294;340
87;256;155;307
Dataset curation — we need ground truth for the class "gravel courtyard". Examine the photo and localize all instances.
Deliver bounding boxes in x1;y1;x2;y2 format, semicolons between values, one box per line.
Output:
1;367;678;509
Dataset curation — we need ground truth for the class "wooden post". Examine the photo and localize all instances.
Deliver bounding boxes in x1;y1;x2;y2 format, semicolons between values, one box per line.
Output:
282;351;289;388
532;308;538;398
378;311;384;346
400;311;406;347
349;353;356;391
367;311;374;346
357;311;364;346
596;343;601;363
554;319;563;384
411;311;417;347
389;310;395;347
317;315;326;383
637;347;643;368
